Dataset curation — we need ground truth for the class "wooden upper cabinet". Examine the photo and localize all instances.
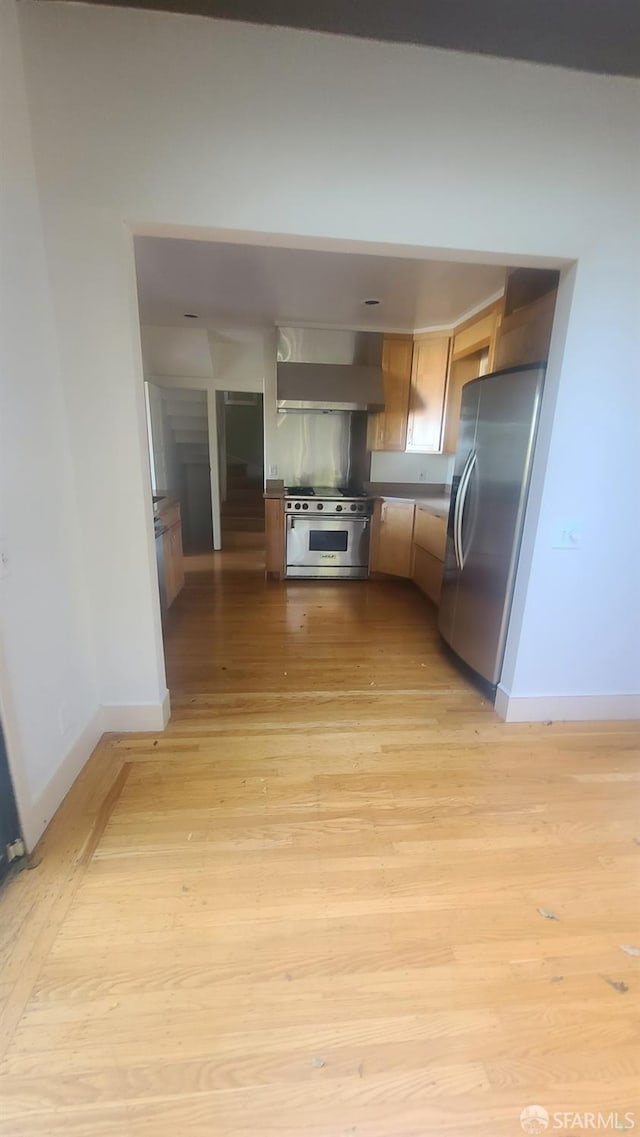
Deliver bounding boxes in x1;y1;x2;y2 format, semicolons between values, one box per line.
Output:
406;335;451;453
493;289;557;371
367;335;413;452
493;267;559;371
442;299;503;455
451;300;502;372
442;353;485;456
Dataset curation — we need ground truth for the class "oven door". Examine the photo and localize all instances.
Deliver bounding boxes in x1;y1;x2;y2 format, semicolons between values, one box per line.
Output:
286;515;370;578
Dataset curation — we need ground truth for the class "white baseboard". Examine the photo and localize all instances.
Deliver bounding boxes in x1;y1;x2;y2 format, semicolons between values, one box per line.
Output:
18;692;172;851
20;708;105;852
495;685;640;723
101;690;171;732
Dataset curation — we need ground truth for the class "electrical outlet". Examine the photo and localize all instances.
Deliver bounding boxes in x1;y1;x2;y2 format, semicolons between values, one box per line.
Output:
268;464;278;477
417;470;427;482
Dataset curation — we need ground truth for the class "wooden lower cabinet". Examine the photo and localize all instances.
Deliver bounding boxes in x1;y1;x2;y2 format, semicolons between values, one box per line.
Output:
412;506;447;606
163;517;184;608
265;497;284;577
370;497;448;607
412;545;443;606
413;506;447;562
370;500;415;577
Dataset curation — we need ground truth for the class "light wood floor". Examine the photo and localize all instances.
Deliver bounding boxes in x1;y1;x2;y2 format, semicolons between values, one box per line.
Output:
1;549;639;1135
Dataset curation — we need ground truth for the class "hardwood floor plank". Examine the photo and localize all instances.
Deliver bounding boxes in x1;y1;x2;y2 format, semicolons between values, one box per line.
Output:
1;551;639;1134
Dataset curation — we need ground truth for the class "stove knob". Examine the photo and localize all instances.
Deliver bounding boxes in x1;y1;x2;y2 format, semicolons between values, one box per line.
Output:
358;504;364;511
336;504;343;512
302;502;309;509
350;503;357;511
295;502;301;510
317;502;324;511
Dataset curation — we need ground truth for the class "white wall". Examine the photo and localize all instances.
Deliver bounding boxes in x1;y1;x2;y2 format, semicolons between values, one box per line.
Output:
0;0;102;849
16;2;640;719
370;452;454;485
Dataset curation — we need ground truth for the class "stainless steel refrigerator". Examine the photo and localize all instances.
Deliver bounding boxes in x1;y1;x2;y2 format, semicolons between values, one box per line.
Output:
438;363;544;690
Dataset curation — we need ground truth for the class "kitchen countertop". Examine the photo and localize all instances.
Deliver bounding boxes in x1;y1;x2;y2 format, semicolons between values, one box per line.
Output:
153;494;180;537
366;483;451;519
262;483;452;518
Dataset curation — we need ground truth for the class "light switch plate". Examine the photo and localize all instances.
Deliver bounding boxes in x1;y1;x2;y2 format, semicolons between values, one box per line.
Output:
0;538;9;580
553;521;581;549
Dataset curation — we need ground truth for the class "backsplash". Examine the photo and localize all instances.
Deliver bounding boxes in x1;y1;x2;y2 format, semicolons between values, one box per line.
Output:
369;451;455;485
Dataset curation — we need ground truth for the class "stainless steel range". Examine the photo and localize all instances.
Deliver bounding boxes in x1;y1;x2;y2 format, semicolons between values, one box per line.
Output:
284;487;373;579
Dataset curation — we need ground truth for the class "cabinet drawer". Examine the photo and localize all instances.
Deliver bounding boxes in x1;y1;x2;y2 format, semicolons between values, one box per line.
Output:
412;545;443;606
413;508;446;560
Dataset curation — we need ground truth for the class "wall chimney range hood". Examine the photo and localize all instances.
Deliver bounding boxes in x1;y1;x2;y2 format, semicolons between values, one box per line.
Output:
277;327;385;413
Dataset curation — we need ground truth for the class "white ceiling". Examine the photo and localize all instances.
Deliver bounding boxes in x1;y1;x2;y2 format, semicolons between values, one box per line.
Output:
134;236;507;332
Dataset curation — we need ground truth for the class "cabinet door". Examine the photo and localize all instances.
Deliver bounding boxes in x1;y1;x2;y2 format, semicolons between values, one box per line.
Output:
406;335;451;453
164;519;184;608
413;507;447;560
442;353;484;455
493;289;556;371
170;521;184;598
265;498;284;576
412;545;443;606
369;336;413;451
163;528;176;607
371;501;415;577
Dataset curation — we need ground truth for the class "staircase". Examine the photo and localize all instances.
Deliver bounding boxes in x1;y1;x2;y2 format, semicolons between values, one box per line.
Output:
162;389;213;554
163;388;209;468
221;460;265;548
156;387;264;551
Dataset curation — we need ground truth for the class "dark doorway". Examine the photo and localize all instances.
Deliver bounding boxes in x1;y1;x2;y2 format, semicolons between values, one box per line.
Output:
218;391;265;548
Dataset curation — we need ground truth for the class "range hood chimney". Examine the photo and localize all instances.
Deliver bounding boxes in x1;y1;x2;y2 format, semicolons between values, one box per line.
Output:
277;327;385;413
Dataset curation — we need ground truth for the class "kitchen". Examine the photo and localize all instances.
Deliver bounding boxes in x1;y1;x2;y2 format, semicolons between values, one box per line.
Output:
137;238;559;708
263;265;558;701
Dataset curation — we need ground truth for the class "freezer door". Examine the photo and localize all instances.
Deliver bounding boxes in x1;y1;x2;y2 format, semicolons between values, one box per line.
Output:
438;381;481;646
444;367;543;684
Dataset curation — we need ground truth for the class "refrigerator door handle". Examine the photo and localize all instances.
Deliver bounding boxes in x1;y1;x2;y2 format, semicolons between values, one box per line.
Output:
458;451;477;570
454;449;476;569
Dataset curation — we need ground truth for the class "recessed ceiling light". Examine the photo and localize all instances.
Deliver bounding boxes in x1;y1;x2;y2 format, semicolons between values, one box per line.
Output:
363;298;381;306
183;312;198;319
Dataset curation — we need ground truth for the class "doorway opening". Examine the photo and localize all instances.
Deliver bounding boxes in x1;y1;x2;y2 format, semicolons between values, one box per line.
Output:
146;383;213;554
217;390;265;549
